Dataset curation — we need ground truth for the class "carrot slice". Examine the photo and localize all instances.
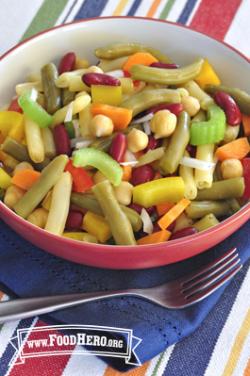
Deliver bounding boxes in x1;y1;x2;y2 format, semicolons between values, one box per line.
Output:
122;165;132;181
12;169;41;190
91;103;132;130
215;137;250;161
123;52;158;72
156;202;174;217
137;230;171;245
242;114;250;137
158;198;191;230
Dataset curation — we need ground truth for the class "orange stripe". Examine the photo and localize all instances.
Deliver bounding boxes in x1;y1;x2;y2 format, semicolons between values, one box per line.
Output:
104;361;150;376
146;0;162;17
222;309;250;376
244;359;250;376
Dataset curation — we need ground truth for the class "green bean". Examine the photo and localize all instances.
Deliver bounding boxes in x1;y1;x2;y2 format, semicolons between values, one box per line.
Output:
1;137;30;162
41;63;61;114
136;147;165;167
62;88;75;106
35;157;51;171
193;213;219;232
41;127;56;159
14;155;68;218
71;192;142;231
122;89;181;116
130;58;204;85
92;180;136;245
192;110;206;122
184;80;214;110
196;177;245;200
227;198;241;213
95;43;172;63
206;84;250;115
160;111;190;174
186;201;231;219
98;56;129;72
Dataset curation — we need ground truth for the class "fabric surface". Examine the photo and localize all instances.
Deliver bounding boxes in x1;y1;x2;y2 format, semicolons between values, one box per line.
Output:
0;1;250;375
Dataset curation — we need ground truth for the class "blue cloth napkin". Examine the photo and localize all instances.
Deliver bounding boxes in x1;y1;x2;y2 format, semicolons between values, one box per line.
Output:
0;219;249;371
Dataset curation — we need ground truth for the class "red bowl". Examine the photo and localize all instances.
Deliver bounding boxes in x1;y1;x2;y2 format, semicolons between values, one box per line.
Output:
0;17;250;269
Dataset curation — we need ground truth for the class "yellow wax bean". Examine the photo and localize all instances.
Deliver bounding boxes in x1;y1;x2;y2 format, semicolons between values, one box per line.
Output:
133;177;185;208
24;116;45;163
0;111;24;139
82;211;111;243
63;232;98;243
0;168;12;189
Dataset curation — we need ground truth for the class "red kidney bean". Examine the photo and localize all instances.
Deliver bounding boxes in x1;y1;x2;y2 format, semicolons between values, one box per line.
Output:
131;164;155;186
129;203;155;215
150;62;179;69
109;133;127;162
8;97;23;113
70;204;87;215
214;91;242;126
65;210;83;230
53;124;71;156
58;52;76;74
145;135;161;152
82;73;121;87
186;144;196;158
170;226;197;240
148;103;184;116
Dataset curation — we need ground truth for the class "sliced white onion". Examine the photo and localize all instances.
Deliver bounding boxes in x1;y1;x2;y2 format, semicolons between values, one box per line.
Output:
143;121;151;135
133;113;154;124
64;102;73;123
180;156;216;171
30;88;38;101
72;119;80;138
105;69;124;78
120;161;138;166
140;208;153;235
124;150;137;162
70;137;91;148
75;140;92;149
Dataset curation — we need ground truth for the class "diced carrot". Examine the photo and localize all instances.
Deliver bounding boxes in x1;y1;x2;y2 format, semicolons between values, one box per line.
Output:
91;104;132;130
242;114;250;137
122;165;132;181
215;137;250;161
156;202;174;217
123;52;158;72
137;230;171;245
12;169;41;190
158;198;191;230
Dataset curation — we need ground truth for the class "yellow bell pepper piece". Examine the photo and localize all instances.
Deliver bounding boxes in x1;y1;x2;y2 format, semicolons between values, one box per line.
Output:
195;59;221;89
82;211;111;243
91;85;122;106
0;168;12;189
0;111;24;139
8;120;24;142
133;177;185;208
63;232;98;243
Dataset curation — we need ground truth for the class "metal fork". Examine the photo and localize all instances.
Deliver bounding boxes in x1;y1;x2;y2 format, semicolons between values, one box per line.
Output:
0;248;242;323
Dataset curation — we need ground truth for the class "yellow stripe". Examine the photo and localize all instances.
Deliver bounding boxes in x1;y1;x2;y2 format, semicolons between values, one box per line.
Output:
112;0;129;16
146;0;162;17
222;309;250;376
103;361;150;376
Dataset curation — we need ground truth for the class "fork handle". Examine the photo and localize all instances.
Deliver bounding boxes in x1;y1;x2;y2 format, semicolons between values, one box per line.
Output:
0;290;142;324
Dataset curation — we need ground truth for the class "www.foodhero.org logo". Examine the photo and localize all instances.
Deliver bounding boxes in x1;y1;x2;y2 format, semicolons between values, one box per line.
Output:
9;324;141;367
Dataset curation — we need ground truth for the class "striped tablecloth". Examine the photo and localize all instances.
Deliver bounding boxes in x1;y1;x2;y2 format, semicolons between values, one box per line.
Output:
0;1;250;375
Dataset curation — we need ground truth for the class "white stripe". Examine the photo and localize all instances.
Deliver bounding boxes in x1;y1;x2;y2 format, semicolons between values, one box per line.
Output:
204;267;250;376
149;0;166;18
55;0;77;26
64;0;86;23
0;320;20;358
145;345;175;376
167;0;186;22
101;0;120;16
117;0;135;16
62;346;107;376
224;1;250;57
232;330;250;376
0;0;43;56
134;0;152;16
186;0;202;25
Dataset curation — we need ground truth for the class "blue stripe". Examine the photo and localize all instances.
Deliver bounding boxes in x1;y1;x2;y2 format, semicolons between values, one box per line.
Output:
0;317;36;375
177;0;198;24
62;0;79;23
163;260;250;376
127;0;142;16
74;0;107;19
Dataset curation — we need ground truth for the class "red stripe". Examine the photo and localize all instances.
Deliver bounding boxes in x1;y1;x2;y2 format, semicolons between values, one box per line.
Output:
9;320;74;376
190;0;242;40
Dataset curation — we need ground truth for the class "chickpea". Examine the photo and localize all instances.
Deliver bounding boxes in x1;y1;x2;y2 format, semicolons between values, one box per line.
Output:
93;171;108;184
127;129;148;153
182;95;200;117
223;125;240;143
221;159;243;180
114;181;133;206
13;162;34;176
90;114;114;137
4;185;25;209
150;110;177;139
27;208;48;229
